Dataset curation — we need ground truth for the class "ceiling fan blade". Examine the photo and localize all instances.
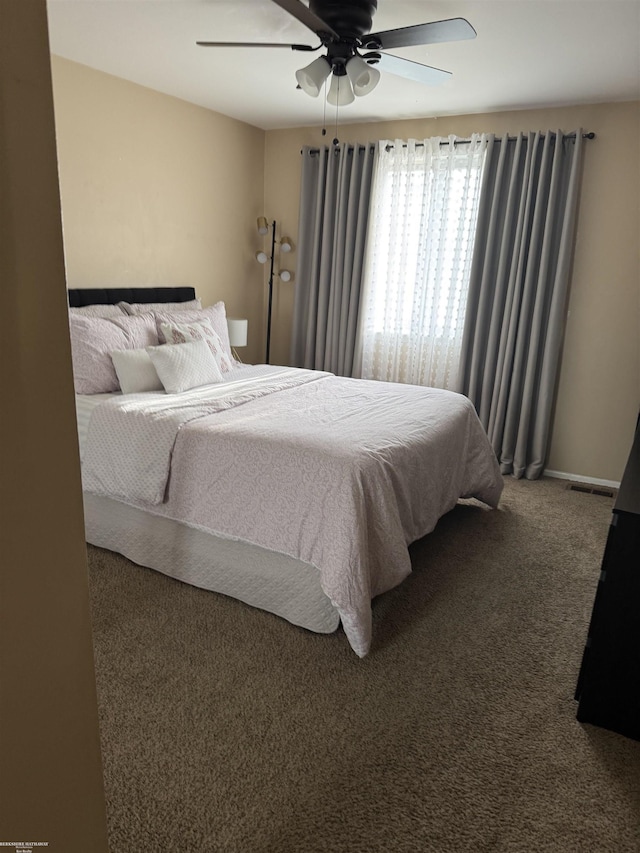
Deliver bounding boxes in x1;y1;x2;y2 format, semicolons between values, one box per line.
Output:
364;17;476;51
196;41;317;51
373;53;452;86
270;0;339;40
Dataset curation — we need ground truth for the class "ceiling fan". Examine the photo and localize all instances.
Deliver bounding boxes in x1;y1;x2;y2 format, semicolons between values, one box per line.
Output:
197;0;476;106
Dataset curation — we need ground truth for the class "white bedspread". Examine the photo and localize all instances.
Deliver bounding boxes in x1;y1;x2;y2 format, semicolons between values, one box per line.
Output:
81;366;503;656
83;367;328;504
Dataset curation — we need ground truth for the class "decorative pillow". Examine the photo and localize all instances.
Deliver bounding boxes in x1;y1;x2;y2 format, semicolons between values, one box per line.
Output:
69;313;159;394
160;318;234;374
111;348;164;394
154;302;233;363
120;298;202;315
69;303;127;318
146;339;223;394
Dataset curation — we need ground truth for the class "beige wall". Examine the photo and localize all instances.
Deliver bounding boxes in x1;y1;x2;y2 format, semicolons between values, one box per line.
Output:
51;56;267;364
264;102;640;483
0;2;108;850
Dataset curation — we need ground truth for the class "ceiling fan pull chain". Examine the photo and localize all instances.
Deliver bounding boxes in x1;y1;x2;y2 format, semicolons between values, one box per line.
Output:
321;77;328;136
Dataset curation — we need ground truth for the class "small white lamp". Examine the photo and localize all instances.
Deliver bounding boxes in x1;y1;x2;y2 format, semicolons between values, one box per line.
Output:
227;317;248;362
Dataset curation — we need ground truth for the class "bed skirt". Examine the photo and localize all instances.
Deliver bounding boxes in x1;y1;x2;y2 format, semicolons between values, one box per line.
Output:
83;493;341;635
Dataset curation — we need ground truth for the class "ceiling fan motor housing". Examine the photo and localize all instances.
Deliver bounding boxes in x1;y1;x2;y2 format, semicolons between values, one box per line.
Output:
310;0;378;40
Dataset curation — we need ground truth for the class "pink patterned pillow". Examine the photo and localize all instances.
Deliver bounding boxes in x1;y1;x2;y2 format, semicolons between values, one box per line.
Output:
70;303;127;318
160;318;234;374
154;302;233;362
109;314;159;347
120;298;202;315
69;313;159;394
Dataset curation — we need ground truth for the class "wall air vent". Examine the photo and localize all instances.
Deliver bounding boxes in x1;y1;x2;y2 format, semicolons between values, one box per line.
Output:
566;483;616;498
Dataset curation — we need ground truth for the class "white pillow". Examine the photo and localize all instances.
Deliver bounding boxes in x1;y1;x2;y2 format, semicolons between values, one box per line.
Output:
111;348;164;394
160;318;234;374
120;298;202;315
146;339;223;393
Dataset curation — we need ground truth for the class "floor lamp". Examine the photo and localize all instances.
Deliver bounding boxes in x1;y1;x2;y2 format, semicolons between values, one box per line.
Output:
256;217;294;364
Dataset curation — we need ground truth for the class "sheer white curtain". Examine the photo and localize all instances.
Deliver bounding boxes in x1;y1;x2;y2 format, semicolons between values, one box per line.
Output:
357;135;488;389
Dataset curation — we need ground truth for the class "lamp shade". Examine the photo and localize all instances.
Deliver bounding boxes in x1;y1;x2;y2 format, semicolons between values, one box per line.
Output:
279;270;293;283
227;318;248;348
280;236;293;253
255;250;269;264
257;216;269;235
327;72;355;106
295;56;331;97
346;55;381;96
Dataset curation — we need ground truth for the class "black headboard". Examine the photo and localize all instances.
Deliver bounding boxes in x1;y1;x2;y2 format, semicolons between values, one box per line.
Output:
68;286;196;307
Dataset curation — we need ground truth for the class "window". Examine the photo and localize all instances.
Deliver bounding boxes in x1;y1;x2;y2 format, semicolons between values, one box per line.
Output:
359;135;487;389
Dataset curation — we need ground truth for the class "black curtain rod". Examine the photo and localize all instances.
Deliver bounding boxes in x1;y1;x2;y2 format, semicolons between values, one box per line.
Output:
385;131;595;151
304;132;594;156
304;143;375;155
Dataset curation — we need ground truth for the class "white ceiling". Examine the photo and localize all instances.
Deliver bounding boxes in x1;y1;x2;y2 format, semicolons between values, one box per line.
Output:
46;0;640;131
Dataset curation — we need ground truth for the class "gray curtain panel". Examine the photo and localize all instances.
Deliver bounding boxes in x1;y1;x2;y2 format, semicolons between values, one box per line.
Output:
290;143;376;375
457;130;585;479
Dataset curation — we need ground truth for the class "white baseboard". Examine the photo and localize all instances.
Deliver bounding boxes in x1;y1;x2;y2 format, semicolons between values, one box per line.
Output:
543;469;621;489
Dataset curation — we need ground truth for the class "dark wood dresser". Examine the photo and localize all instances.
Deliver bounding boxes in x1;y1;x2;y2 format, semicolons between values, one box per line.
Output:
575;414;640;741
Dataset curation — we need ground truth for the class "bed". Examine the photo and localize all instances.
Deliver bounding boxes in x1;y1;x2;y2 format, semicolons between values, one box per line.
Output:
70;287;503;656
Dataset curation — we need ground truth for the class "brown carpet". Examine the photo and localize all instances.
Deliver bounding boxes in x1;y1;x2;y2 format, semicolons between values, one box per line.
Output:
87;476;640;852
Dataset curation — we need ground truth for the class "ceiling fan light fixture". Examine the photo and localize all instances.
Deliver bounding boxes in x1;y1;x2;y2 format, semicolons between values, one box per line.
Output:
327;72;355;106
196;5;477;115
346;54;380;96
295;55;331;97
